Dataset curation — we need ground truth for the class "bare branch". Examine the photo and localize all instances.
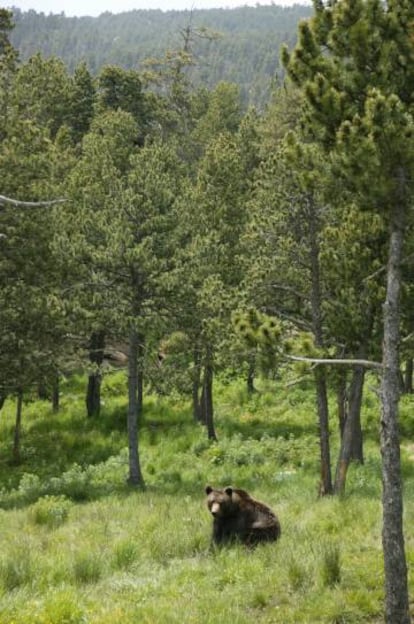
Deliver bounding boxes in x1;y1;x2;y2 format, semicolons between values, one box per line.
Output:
285;353;382;370
0;195;68;209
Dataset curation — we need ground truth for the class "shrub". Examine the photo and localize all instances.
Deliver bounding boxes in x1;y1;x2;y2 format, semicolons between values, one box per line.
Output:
0;547;33;591
17;473;43;502
50;464;91;501
72;552;103;585
29;495;73;528
112;539;138;570
37;590;86;624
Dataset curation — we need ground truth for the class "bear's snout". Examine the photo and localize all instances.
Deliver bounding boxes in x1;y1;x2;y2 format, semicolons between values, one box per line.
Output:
210;502;221;516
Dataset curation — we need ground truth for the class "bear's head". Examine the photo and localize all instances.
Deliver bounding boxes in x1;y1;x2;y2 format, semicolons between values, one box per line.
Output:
205;485;238;518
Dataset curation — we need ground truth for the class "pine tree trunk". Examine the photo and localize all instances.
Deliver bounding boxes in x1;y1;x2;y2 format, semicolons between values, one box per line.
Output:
334;365;365;494
13;390;23;464
86;330;105;417
349;366;365;463
309;197;332;496
336;369;347;438
199;382;207;425
127;327;145;488
315;369;332;496
192;346;203;423
203;349;217;441
38;381;48;400
380;191;410;624
403;358;413;394
247;351;257;394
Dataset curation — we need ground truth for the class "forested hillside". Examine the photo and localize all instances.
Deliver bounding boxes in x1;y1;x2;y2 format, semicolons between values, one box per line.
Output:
9;4;312;106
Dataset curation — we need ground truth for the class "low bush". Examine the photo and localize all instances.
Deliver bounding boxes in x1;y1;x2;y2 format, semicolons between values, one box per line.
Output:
29;495;73;528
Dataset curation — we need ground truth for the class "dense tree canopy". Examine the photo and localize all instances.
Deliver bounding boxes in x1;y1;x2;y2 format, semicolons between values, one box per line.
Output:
9;4;312;108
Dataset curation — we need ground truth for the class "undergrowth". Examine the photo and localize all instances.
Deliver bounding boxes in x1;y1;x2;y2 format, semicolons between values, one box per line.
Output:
0;372;412;623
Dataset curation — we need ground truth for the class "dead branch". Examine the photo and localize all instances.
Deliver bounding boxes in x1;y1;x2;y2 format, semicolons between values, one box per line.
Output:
285;353;382;370
0;195;68;209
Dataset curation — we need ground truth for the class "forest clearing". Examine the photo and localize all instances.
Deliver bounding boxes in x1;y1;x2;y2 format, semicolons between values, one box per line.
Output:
2;1;414;621
0;373;413;623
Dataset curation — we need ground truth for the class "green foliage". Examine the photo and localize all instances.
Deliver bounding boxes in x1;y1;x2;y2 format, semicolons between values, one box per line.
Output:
10;5;312;108
320;543;341;588
399;395;414;438
112;538;139;570
72;552;103;585
28;495;73;528
0;544;33;591
1;1;414;617
33;590;86;624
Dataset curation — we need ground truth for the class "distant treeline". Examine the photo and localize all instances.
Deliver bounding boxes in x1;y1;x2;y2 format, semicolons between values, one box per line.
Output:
9;4;312;107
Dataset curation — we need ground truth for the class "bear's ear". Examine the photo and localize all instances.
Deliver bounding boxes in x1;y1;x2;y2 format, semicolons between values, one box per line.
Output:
205;485;213;494
224;486;233;497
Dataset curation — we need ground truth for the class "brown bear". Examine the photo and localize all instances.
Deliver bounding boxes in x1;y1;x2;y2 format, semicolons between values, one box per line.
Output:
205;485;281;547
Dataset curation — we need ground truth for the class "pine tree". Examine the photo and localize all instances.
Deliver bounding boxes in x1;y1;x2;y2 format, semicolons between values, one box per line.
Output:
283;1;414;620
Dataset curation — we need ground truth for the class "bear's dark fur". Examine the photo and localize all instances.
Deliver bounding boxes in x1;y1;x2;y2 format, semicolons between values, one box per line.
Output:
205;485;281;547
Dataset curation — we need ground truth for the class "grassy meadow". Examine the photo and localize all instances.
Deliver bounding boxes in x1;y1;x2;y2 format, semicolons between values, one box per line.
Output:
0;371;413;623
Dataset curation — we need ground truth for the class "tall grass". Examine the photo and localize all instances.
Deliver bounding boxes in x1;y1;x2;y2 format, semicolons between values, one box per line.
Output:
0;372;412;623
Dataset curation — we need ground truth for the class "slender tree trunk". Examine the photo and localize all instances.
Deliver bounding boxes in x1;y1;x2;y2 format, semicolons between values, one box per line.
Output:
192;346;203;423
199;382;207;425
203;348;217;441
13;390;23;464
247;350;257;395
380;190;410;624
315;370;332;496
349;366;365;463
38;381;48;400
0;395;6;411
336;369;347;438
137;336;144;417
334;365;365;494
127;327;145;488
403;358;413;394
86;330;105;417
308;197;332;496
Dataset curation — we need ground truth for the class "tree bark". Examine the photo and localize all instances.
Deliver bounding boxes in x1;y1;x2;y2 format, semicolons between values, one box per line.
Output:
403;358;413;394
192;346;203;423
315;369;332;496
308;196;333;496
380;190;410;624
336;369;347;439
203;348;217;441
334;365;365;494
38;381;49;400
86;330;105;417
247;351;257;394
349;366;364;463
127;327;145;488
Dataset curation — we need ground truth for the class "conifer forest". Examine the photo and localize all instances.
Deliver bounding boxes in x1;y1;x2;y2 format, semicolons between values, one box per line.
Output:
0;3;413;623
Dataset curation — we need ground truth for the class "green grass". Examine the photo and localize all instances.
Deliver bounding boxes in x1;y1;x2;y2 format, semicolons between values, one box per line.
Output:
0;372;412;623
